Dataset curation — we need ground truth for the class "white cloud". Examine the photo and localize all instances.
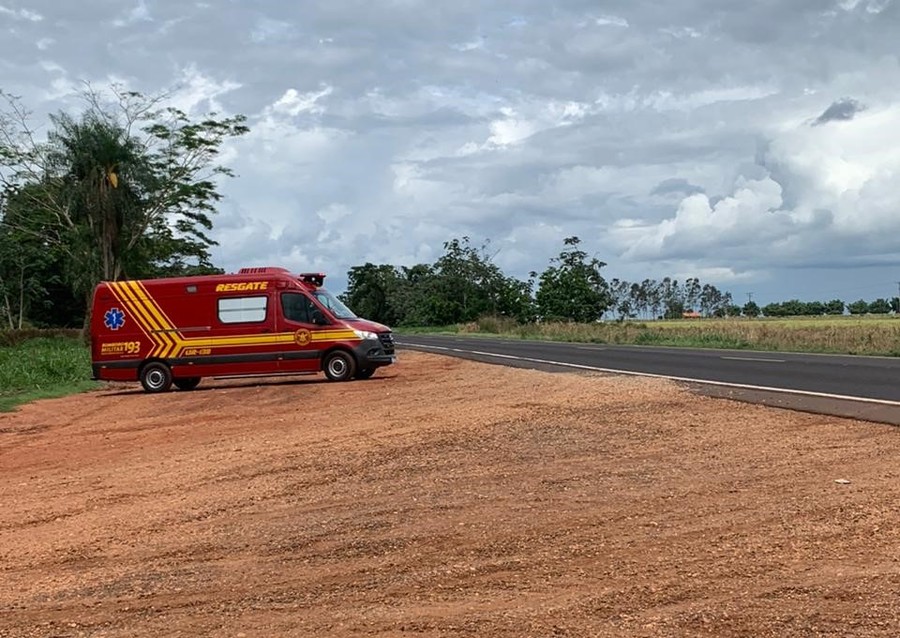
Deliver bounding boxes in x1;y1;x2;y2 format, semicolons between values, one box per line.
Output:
838;0;893;12
0;4;42;21
168;65;241;114
487;109;538;146
671;266;759;283
271;86;333;117
112;0;151;27
485;100;590;148
42;76;79;102
660;26;702;38
617;100;900;275
250;18;294;43
768;104;900;234
452;37;485;51
39;60;65;74
595;15;629;28
594;85;777;113
619;176;788;261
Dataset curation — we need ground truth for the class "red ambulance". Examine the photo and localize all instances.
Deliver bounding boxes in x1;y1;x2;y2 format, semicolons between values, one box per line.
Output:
90;267;396;392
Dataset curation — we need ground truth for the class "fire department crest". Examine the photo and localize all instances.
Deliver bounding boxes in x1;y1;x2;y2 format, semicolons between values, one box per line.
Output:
294;328;311;346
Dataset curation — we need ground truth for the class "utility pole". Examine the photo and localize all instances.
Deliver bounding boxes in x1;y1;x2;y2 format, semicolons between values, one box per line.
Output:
746;292;754;304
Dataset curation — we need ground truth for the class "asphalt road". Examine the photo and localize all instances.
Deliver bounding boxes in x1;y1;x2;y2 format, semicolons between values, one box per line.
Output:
397;334;900;425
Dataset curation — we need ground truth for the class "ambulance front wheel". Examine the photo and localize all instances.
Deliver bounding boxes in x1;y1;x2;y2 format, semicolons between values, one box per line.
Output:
323;351;356;382
140;361;173;393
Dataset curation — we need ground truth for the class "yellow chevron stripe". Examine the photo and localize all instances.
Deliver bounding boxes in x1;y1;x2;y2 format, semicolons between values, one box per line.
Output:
116;282;172;357
109;282;166;356
106;283;155;346
126;281;184;357
113;282;158;331
134;282;178;331
132;282;194;357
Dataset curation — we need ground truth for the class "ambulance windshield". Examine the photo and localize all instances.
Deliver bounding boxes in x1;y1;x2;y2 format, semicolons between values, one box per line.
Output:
312;289;358;320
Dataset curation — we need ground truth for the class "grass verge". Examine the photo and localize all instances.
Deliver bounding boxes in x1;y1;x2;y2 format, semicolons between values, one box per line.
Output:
0;337;98;412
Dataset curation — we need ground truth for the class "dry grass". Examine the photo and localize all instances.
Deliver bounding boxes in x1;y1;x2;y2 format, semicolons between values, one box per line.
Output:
457;315;900;356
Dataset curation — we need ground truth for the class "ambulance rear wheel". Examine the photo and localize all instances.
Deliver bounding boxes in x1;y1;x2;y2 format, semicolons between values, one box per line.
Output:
140;362;173;393
323;351;355;382
174;377;201;391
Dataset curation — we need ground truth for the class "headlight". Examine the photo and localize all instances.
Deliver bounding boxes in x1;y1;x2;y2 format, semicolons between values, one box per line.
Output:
354;329;378;340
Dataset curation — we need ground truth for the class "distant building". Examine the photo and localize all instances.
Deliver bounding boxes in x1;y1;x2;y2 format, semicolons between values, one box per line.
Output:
682;310;702;319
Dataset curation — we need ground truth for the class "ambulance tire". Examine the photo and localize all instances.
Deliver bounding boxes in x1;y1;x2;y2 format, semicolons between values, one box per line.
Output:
140;361;173;393
173;377;201;391
355;368;376;380
323;350;356;382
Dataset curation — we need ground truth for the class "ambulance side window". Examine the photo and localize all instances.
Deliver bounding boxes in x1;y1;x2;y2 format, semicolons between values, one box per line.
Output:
281;293;316;324
218;296;268;324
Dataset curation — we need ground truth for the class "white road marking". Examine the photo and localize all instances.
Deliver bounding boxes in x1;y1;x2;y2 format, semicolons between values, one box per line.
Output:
720;356;786;363
399;342;900;408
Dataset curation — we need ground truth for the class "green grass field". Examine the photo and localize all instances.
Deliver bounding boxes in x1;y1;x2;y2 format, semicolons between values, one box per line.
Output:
404;315;900;356
0;337;97;412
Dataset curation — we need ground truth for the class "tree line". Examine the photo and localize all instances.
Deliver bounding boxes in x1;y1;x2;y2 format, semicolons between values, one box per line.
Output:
340;237;900;326
756;298;899;317
339;236;738;326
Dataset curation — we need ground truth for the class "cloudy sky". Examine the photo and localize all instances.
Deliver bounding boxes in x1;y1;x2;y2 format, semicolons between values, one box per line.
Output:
2;0;900;304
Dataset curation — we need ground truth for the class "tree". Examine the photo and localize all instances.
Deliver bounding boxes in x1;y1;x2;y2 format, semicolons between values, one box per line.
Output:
743;300;760;317
432;237;495;322
782;300;806;316
340;263;404;326
659;277;684;319
805;300;825;316
847;299;869;315
392;263;441;326
0;86;248;326
699;284;724;317
718;303;742;318
424;237;534;324
609;278;635;320
824;299;845;315
0;220;49;329
762;302;783;317
868;298;891;314
684;277;702;312
535;236;610;322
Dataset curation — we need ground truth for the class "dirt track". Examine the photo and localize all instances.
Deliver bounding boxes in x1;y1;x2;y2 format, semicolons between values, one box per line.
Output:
2;351;899;637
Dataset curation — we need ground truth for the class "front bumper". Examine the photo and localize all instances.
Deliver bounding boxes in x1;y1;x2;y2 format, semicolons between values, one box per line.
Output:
353;334;396;368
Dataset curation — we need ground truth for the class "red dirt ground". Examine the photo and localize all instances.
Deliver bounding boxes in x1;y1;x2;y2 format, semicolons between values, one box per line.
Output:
1;351;899;637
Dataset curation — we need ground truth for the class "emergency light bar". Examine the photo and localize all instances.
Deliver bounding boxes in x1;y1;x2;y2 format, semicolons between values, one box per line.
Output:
297;273;326;287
